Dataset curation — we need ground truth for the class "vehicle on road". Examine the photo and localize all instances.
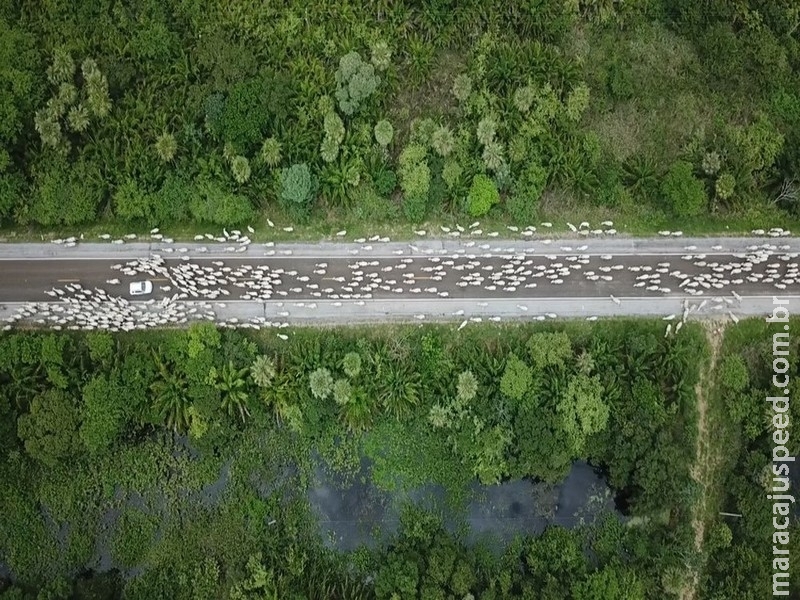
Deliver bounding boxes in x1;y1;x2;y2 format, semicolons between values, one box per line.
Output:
129;280;153;296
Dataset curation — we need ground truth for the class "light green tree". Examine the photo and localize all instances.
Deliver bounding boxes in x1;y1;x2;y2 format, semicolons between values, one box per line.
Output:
499;353;532;401
251;355;277;388
342;351;362;378
309;367;334;400
528;331;573;370
456;370;478;403
335;51;380;115
155;132;177;162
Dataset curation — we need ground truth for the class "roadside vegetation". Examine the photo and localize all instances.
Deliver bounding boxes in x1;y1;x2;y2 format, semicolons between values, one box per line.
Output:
1;320;709;598
697;318;800;599
0;1;799;238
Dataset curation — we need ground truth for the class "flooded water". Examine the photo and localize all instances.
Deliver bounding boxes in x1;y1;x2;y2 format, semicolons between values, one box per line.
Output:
308;459;621;551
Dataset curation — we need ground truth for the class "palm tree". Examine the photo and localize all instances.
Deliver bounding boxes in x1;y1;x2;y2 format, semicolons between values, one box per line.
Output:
250;355;277;388
575;350;596;376
456;370;478;404
215;361;251;422
341;351;362;378
338;387;375;432
378;363;421;421
309;367;333;400
151;353;191;434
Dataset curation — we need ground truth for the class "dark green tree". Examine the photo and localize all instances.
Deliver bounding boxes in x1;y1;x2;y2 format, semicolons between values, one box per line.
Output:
17;389;81;467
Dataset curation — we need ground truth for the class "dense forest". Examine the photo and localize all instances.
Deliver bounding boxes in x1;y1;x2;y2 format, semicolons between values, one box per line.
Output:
1;321;710;598
0;0;799;234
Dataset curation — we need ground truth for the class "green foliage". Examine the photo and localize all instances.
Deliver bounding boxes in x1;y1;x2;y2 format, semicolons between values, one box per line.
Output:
230;155;251;184
212;361;251;422
154;132;177;162
508;161;547;222
558;373;609;455
466;173;500;217
0;0;795;234
565;83;591;121
452;74;472;103
374;120;394;147
17;389;80;467
370;41;392;72
661;160;707;217
260;137;282;168
471;424;511;484
150;354;192;434
0;320;713;595
377;363;421;421
113;178;151;223
718;354;749;392
332;378;352;406
216;75;290;152
34;52;109;149
110;508;158;568
715;171;735;200
279;163;316;205
80;375;126;455
528;331;573;371
335;52;380;116
476;117;497;146
456;370;478;403
309;367;333;400
572;563;645;600
28;158;100;226
398;143;430;220
499;353;532;401
188;179;254;226
342;351;362;378
251;355;277;388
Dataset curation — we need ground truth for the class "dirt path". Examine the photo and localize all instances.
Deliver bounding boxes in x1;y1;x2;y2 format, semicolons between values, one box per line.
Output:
680;319;726;600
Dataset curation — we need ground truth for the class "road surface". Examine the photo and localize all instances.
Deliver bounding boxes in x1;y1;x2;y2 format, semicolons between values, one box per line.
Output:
0;237;796;328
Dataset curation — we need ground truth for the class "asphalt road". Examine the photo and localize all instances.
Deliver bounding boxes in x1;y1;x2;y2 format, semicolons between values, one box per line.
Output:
0;250;797;302
0;237;796;327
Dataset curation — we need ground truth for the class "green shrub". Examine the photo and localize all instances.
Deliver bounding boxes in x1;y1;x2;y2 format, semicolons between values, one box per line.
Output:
466;174;499;217
189;179;254;226
719;355;748;392
113;178;152;223
0;171;23;223
29;159;100;226
661;160;707;217
220;76;275;151
260;137;282;168
431;125;455;157
370;40;392;72
309;367;333;400
715;172;735;201
402;192;428;223
374;119;394;147
279;163;316;205
352;184;398;222
510;162;547;215
342;352;362;378
335;52;380;116
230;156;251;184
154;132;177;162
152;174;192;224
398;143;430;204
500;354;532;401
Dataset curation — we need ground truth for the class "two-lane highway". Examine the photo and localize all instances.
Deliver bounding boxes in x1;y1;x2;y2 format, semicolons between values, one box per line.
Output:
0;237;796;328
